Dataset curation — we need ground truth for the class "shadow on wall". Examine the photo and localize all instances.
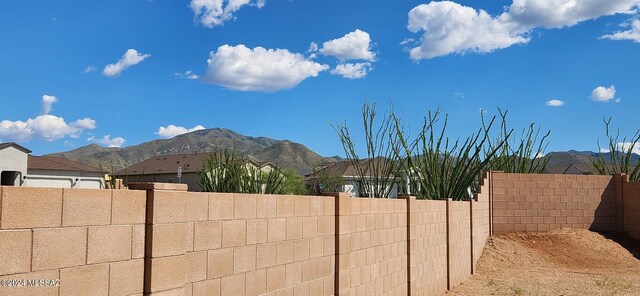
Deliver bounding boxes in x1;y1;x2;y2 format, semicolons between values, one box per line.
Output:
591;180;617;232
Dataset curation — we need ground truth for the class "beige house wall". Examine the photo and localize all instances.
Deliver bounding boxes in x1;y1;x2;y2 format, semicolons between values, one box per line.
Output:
24;169;105;189
0;146;28;186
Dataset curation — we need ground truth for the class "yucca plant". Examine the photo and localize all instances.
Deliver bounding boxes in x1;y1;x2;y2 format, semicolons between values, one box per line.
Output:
393;109;510;200
332;102;403;198
483;108;551;173
592;117;640;181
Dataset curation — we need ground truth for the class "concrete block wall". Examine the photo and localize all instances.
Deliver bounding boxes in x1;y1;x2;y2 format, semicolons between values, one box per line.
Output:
0;179;496;296
336;194;408;296
471;176;491;270
491;173;616;233
623;177;640;239
407;173;491;296
447;200;471;288
142;188;336;296
408;198;447;296
0;186;146;296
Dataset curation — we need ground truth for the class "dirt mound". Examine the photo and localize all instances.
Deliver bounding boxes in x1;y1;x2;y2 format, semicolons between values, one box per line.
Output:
448;228;640;295
502;228;640;271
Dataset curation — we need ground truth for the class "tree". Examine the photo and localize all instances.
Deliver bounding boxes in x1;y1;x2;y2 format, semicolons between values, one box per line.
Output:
281;169;308;195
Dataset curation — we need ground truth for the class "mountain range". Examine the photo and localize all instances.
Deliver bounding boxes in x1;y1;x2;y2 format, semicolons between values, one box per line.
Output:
46;128;637;175
47;128;341;174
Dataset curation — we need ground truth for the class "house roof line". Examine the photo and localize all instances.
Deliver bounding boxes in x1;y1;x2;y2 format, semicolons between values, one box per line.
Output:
0;142;32;154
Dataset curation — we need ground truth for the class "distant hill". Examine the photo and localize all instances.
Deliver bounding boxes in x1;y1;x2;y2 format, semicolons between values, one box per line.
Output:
544;150;640;174
47;128;341;174
46;128;638;176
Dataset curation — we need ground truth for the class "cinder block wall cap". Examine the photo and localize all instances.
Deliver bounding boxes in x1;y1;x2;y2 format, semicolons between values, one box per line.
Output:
128;182;188;191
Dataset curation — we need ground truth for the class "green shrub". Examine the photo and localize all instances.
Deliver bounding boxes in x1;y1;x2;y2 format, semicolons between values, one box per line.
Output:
197;149;285;194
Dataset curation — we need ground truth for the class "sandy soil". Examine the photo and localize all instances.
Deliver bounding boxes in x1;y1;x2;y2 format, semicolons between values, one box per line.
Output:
447;228;640;296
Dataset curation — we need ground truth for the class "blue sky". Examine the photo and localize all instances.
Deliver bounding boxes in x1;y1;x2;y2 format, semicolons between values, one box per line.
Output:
1;1;640;157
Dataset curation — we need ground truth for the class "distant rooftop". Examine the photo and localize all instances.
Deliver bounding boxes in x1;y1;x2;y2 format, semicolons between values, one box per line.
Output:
28;155;102;173
0;142;32;154
116;152;274;175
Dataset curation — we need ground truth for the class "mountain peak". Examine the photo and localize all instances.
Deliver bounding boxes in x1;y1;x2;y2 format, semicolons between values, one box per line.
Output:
47;128;335;174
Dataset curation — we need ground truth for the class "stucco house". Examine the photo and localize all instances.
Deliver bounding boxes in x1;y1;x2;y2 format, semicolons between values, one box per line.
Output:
25;155;105;189
0;142;30;186
306;159;404;198
116;152;276;191
0;142;104;188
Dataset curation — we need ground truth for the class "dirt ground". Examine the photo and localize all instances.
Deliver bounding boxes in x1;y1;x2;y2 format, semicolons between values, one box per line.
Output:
447;228;640;296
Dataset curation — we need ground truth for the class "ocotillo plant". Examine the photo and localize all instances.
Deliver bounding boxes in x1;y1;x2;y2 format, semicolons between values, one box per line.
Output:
332;102;403;198
483;108;551;173
393;109;510;200
197;149;285;194
592;117;640;181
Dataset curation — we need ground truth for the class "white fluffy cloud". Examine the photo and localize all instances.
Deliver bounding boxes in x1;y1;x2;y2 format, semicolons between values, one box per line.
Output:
103;49;151;77
88;135;126;148
330;63;372;79
190;0;265;28
505;0;639;29
0;96;96;142
203;44;329;92
600;142;640;155
545;99;565;106
156;124;206;139
406;0;640;59
407;2;528;59
0;116;96;142
174;70;200;80
319;29;376;61
41;95;58;115
601;19;640;42
591;85;617;102
73;118;97;129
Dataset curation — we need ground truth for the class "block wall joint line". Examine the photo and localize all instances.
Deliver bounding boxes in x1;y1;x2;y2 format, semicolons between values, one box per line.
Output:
334;193;340;296
445;198;451;291
489;171;494;237
406;196;412;296
142;189;154;295
469;198;474;275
